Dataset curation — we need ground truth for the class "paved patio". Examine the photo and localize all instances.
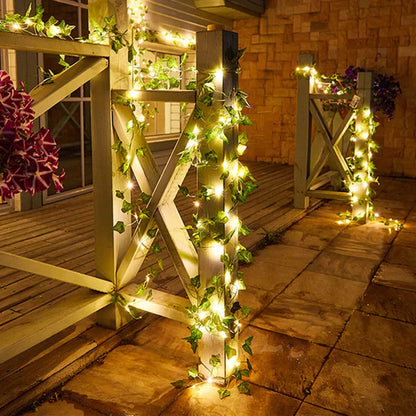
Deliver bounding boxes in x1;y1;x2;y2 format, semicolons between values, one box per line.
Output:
20;177;416;416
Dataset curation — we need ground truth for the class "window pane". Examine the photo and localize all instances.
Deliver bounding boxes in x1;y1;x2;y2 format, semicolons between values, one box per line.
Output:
84;102;93;186
47;102;82;194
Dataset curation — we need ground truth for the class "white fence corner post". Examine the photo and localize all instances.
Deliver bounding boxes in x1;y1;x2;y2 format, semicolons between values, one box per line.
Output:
294;53;314;209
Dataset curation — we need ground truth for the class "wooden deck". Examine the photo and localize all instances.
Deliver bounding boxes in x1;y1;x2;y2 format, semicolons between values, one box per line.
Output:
0;161;318;416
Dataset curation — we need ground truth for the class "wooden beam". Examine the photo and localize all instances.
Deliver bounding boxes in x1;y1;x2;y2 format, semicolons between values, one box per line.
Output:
31;57;108;119
294;53;314;209
194;0;264;19
196;29;239;381
309;171;340;191
112;89;196;103
120;285;192;324
0;290;111;364
310;100;351;184
0;250;113;293
310;93;354;100
142;40;190;55
0;32;110;56
307;190;352;201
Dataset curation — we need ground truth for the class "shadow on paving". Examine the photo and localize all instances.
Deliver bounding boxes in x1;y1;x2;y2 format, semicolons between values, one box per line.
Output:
21;177;416;416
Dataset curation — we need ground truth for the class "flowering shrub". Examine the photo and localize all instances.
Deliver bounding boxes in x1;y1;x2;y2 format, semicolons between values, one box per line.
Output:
327;66;402;120
0;70;64;199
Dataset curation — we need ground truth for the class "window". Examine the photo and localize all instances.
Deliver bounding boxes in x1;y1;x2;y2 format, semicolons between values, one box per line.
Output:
38;0;92;201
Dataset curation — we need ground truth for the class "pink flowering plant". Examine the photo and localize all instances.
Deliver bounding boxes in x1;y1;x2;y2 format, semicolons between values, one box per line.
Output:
0;70;64;199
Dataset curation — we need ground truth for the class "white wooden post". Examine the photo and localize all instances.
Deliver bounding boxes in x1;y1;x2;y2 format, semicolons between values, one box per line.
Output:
294;53;314;209
196;28;239;381
89;0;132;328
352;72;373;222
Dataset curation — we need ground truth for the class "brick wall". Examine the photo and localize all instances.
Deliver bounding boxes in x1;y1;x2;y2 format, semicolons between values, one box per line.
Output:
234;0;416;177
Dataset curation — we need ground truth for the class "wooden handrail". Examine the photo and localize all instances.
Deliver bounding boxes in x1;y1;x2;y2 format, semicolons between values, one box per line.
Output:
112;89;196;103
0;32;110;57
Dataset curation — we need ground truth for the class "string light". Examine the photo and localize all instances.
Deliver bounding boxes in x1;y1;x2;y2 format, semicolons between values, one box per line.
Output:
214;68;223;81
237;143;247;155
214;185;223;197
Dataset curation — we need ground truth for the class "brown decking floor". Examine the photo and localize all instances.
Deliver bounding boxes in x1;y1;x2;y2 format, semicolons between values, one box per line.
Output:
0;161;322;416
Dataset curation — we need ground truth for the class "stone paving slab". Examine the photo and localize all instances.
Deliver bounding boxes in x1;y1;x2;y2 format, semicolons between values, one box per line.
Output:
327;235;389;261
242;325;329;399
251;294;350;345
307;350;416;416
337;221;397;244
308;201;349;219
21;400;103;416
130;318;196;362
237;285;275;327
296;402;342;416
373;262;416;292
360;283;416;323
307;250;379;282
386;245;416;268
393;230;416;247
160;382;300;416
62;344;193;416
284;270;367;309
281;216;344;251
240;261;300;292
254;244;320;274
337;311;416;369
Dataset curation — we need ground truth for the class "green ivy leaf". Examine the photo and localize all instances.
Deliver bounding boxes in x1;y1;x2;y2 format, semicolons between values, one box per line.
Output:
112;221;125;233
230;301;241;314
157;258;164;271
152;242;161;254
147;227;157;238
136;146;147;157
200;297;211;309
136;283;146;296
171;380;184;388
190;275;201;288
139;192;151;204
209;354;221;368
241;306;252;318
178;185;190;197
225;345;237;360
214;211;228;224
218;388;231;399
188;367;199;379
247;358;252;371
238;132;249;145
237;248;254;264
121;200;133;213
237;381;251;395
242;336;253;356
115;190;124;199
239;224;251;236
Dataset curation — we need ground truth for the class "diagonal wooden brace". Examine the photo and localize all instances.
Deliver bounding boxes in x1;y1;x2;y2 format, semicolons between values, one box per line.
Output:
112;104;198;292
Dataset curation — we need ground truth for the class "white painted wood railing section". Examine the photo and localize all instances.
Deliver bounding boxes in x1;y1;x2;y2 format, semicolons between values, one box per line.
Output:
294;53;373;210
0;19;235;371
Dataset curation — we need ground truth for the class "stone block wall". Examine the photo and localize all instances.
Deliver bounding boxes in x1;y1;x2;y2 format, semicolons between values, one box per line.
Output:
234;0;416;177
